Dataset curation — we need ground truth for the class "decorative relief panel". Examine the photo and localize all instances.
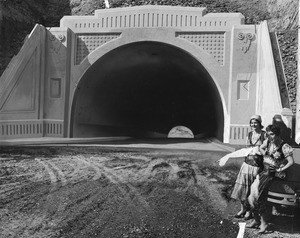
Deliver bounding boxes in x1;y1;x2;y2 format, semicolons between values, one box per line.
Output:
177;32;225;66
237;80;249;100
76;33;121;64
50;78;61;98
71;15;229;30
237;32;255;53
49;33;66;54
230;125;250;143
0;120;64;139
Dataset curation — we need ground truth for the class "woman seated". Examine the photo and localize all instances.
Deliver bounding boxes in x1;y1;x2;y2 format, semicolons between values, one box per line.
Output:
247;124;294;234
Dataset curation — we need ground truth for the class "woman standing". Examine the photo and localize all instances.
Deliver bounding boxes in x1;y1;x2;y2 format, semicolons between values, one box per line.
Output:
231;115;266;219
247;124;294;234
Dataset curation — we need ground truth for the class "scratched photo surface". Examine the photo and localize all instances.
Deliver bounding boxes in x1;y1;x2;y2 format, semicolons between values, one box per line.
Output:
0;1;299;238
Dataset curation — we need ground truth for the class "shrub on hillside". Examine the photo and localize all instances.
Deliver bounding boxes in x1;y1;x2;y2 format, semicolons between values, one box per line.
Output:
109;0;270;24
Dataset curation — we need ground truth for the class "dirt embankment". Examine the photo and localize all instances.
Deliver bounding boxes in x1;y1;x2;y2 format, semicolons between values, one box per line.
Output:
266;0;298;113
277;30;298;113
266;0;298;31
0;146;238;238
1;146;299;238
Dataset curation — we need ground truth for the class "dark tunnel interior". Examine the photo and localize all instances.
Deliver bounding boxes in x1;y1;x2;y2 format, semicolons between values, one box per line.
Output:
71;41;224;140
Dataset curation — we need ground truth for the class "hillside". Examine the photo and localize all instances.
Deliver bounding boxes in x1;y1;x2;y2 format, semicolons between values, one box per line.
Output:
0;0;298;111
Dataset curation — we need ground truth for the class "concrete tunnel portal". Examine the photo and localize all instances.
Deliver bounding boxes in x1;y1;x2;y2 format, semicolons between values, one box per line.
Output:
71;41;224;140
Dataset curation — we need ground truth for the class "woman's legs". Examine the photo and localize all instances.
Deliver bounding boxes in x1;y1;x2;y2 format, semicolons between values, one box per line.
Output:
246;212;268;233
244;211;252;220
235;203;247;218
258;203;272;233
258;213;268;233
244;199;252;220
246;210;260;228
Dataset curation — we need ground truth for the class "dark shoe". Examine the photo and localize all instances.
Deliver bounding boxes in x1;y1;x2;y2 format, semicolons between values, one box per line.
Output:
234;213;244;218
246;220;260;229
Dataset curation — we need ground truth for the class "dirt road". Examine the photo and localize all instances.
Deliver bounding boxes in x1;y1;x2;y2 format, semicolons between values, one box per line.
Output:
0;145;299;238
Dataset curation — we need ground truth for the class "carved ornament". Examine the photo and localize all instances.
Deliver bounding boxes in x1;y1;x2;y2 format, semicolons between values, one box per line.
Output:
238;32;255;53
48;33;66;54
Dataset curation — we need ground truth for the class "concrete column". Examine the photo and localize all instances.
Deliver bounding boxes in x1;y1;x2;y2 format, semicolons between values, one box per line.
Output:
256;21;282;125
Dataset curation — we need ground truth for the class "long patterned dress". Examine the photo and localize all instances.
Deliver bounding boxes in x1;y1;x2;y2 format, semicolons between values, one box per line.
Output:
231;131;266;202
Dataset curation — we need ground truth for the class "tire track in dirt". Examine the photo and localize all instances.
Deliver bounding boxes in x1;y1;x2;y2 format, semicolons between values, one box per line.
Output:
61;155;121;212
44;160;67;186
67;160;80;180
145;158;224;206
0;158;53;238
169;161;197;194
32;157;95;237
75;156;103;181
39;158;71;219
9;158;71;237
35;158;58;184
102;165;152;212
0;159;40;197
191;163;227;213
77;156;152;216
44;155;116;236
0;159;45;204
54;155;150;236
140;158;168;178
96;155;156;215
0;173;35;180
0;182;22;193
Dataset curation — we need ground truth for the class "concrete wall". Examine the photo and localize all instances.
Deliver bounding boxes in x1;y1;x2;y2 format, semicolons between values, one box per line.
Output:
62;6;246;143
0;6;286;144
0;25;46;139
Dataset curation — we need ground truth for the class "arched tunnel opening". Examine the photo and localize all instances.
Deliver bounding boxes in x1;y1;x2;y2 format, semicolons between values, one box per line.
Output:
71;41;224;141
